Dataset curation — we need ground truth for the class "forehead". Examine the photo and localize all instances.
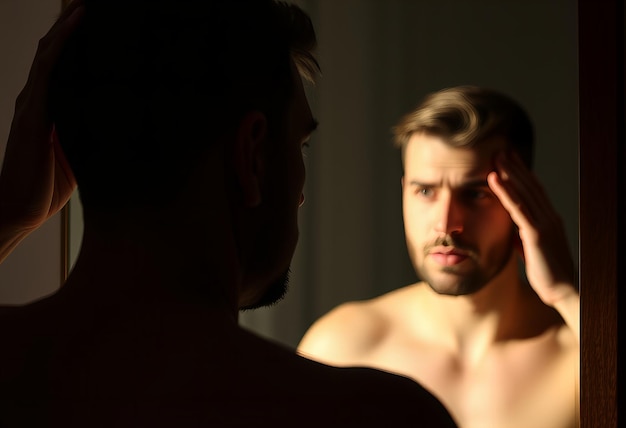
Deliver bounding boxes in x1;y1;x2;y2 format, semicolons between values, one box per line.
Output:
404;132;507;177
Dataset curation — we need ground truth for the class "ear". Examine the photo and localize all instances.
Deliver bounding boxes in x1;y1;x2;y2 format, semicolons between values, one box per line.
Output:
232;111;268;208
401;176;405;189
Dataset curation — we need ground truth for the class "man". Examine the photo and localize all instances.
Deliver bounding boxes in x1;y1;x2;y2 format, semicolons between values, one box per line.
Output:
298;86;579;428
0;1;457;427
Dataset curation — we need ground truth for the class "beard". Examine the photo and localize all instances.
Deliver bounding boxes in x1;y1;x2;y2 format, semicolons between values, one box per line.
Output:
416;233;514;296
239;268;291;310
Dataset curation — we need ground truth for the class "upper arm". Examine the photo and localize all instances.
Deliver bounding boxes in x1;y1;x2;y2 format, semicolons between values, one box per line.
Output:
297;302;387;367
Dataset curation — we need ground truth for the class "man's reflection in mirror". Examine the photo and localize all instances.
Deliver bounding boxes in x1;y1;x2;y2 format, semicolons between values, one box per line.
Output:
299;86;579;428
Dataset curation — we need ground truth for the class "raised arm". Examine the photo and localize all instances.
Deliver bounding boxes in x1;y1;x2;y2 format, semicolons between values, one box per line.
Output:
488;150;579;342
0;1;84;264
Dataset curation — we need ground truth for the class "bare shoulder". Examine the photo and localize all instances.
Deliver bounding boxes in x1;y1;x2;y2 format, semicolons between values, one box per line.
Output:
0;303;47;418
546;316;580;369
554;320;580;378
297;283;421;365
315;364;458;427
0;304;36;350
0;301;50;355
241;330;457;427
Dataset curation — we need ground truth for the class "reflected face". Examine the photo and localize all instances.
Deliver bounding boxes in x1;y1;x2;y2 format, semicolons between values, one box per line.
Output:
402;133;515;296
239;64;317;310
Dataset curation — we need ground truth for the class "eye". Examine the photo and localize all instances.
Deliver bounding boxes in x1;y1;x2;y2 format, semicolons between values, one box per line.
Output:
470;189;487;199
415;187;434;198
462;188;492;203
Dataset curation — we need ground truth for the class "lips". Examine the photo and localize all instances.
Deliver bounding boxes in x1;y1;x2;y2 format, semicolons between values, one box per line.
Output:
428;247;470;266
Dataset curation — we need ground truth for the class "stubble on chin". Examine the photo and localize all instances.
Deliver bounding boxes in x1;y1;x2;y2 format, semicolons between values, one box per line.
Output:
418;264;484;296
415;235;475;295
239;268;291;311
416;235;515;296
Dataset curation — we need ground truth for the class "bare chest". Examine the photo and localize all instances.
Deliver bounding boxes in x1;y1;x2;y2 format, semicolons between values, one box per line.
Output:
365;334;578;428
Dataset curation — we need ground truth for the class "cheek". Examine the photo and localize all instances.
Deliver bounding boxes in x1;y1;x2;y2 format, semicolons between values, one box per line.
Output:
403;195;432;229
297;154;305;186
403;200;428;254
291;155;306;203
273;147;305;206
469;208;513;247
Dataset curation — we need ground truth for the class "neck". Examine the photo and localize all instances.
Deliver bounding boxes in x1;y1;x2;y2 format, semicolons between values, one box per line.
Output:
423;254;558;347
60;207;242;323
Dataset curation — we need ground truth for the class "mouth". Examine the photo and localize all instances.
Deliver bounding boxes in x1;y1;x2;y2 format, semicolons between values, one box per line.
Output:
428;247;471;266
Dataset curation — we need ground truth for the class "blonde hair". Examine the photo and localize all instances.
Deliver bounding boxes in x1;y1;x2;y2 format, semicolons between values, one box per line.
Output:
393;86;534;167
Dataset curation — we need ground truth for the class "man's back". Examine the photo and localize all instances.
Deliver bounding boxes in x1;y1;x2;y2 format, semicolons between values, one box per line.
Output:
0;283;457;428
299;282;579;428
0;1;459;426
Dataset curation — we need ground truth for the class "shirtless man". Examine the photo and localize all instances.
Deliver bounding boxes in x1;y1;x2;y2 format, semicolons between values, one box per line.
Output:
298;86;579;428
0;1;457;427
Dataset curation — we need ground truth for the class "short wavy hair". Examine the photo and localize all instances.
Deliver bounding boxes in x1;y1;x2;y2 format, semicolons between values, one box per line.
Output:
393;86;534;168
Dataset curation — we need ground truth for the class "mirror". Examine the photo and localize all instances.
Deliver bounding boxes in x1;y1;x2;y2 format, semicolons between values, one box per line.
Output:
63;0;604;425
241;0;579;347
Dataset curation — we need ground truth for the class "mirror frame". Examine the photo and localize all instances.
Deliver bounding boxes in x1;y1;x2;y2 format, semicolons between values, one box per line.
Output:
58;0;623;425
578;0;622;426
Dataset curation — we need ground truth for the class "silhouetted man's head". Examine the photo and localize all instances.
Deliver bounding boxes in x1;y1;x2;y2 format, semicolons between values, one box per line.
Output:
50;0;320;309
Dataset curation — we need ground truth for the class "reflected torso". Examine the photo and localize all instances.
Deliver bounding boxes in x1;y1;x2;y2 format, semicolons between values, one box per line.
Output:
299;282;579;428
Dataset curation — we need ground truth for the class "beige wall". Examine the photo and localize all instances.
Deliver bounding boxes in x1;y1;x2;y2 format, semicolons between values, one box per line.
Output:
0;0;63;304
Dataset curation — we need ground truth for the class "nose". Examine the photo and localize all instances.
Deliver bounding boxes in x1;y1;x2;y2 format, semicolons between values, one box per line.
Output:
434;194;464;235
299;193;305;207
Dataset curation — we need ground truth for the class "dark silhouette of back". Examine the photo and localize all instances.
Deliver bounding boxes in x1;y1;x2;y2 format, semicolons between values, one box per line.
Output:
0;1;457;426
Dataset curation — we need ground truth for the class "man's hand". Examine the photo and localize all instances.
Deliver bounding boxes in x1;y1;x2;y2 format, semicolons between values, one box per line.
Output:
0;0;84;263
487;150;579;338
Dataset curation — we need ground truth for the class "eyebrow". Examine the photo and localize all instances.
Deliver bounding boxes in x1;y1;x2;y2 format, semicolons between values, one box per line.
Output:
460;179;490;188
407;179;490;188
